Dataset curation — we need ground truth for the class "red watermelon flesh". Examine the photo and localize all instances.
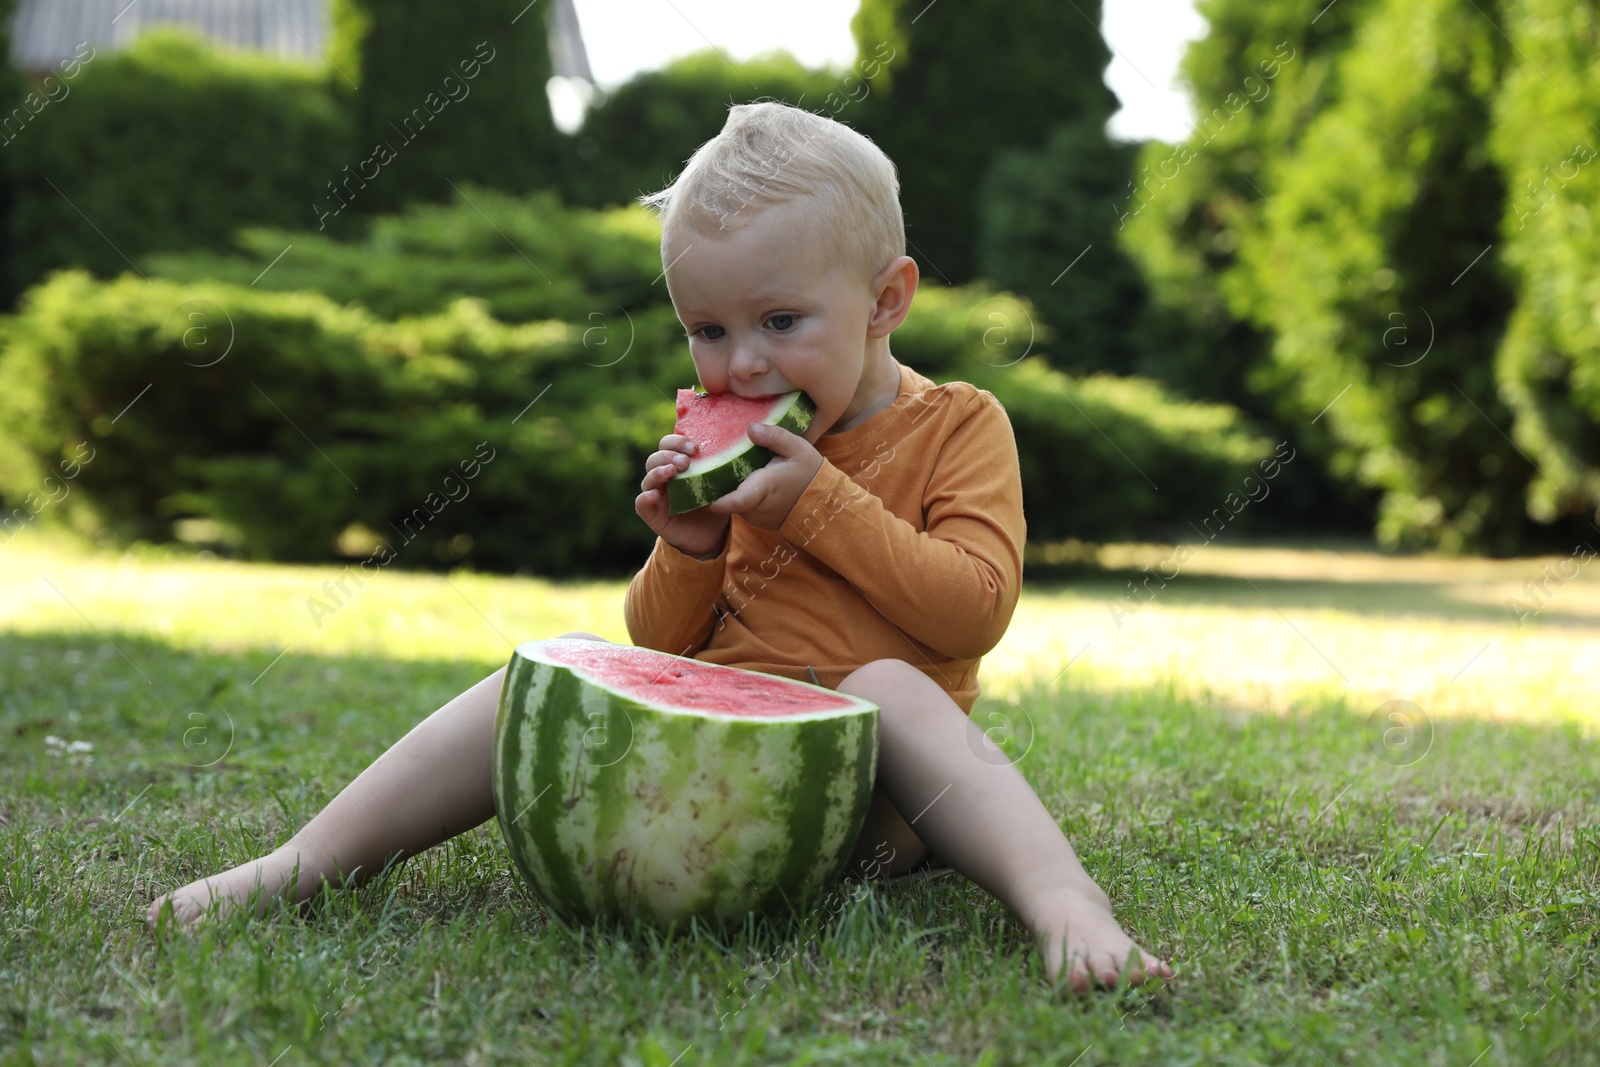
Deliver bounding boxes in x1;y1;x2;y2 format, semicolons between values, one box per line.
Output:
674;390;786;453
539;640;858;718
665;389;816;514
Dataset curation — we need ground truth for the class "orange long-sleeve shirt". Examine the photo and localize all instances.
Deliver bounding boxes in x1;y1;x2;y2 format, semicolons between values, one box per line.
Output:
623;360;1026;715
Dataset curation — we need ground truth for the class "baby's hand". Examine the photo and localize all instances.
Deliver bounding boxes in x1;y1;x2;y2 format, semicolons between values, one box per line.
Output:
708;422;824;530
636;433;730;559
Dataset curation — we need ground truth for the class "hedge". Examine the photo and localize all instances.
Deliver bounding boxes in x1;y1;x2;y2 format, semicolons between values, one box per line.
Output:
145;186;664;325
896;283;1277;542
5;30;351;297
2;277;1276;572
0;272;680;574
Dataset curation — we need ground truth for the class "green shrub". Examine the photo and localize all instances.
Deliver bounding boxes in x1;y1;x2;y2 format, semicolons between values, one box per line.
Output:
1225;0;1540;553
1488;0;1600;528
1114;0;1386;539
558;49;843;210
331;0;561;215
1125;0;1379;410
5;30;351;295
0;0;23;308
7;177;1281;571
897;283;1277;543
976;119;1149;376
0;272;683;574
849;0;1119;284
146;186;663;324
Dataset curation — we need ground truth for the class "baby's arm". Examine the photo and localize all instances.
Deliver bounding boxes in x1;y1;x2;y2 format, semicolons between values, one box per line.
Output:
626;432;733;655
623;534;728;655
778;389;1024;660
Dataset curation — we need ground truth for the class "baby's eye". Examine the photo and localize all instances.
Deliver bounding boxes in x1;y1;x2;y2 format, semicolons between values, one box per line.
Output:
767;314;796;332
691;325;725;341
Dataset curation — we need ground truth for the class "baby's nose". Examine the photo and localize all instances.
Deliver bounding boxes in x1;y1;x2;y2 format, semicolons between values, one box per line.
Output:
729;344;769;382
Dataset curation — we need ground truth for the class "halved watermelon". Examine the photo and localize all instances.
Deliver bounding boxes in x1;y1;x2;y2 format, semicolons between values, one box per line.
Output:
666;388;816;514
492;638;878;932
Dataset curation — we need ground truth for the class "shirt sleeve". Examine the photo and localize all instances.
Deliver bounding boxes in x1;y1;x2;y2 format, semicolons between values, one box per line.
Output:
623;533;729;656
777;390;1025;661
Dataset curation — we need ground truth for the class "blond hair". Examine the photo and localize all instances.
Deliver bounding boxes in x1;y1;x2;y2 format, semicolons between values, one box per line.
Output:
637;101;905;293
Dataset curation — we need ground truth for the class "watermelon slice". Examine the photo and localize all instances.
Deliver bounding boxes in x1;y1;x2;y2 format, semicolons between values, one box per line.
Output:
666;388;816;514
492;638;879;932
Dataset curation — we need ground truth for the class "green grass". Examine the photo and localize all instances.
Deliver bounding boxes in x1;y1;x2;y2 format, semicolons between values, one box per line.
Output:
3;531;1597;1065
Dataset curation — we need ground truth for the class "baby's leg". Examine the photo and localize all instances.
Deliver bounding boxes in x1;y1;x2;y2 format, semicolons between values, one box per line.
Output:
840;781;931;881
837;659;1173;991
146;632;608;930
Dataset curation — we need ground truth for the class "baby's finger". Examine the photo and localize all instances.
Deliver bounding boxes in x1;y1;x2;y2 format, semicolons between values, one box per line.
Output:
634;489;667;528
656;434;699;456
641;464;678;492
709;475;762;515
646;449;694;472
749;421;805;457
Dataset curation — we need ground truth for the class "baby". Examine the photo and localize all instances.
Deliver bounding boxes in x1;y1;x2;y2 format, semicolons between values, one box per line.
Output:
147;101;1170;991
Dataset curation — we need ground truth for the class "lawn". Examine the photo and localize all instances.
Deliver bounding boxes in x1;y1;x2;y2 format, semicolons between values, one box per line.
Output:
3;530;1597;1065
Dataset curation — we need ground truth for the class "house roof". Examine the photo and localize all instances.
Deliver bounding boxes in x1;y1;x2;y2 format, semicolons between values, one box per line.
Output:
7;0;593;81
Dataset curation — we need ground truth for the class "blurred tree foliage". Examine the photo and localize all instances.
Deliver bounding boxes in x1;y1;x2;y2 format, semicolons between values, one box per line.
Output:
1234;0;1530;553
0;0;21;308
3;31;349;300
975;120;1148;377
1114;0;1386;541
1489;0;1600;531
977;0;1377;534
0;0;16;109
1120;0;1596;552
330;0;561;215
849;0;1119;285
1118;0;1374;413
897;284;1277;543
558;49;843;210
23;0;1598;558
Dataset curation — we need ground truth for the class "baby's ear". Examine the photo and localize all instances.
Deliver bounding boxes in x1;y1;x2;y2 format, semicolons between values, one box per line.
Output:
868;255;919;337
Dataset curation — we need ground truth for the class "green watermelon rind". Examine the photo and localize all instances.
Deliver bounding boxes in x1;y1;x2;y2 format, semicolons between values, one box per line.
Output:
492;638;879;933
666;390;817;514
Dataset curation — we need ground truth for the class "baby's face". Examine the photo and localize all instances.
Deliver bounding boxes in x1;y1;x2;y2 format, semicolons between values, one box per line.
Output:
664;199;879;441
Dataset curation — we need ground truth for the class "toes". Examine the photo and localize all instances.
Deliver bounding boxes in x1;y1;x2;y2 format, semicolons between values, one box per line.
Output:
146;893;204;933
1128;950;1175;984
1091;949;1167;989
1121;954;1175;987
1055;955;1093;993
145;898;177;933
1045;934;1175;993
1096;955;1128;987
1054;947;1123;992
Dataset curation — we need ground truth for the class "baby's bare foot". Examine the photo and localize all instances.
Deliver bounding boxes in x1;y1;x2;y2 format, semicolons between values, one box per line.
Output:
146;849;305;932
1027;886;1173;991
